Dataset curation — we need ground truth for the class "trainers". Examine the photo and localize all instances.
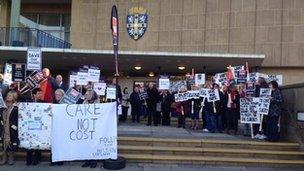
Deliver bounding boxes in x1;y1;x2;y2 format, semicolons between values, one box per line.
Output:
203;129;209;132
258;134;267;140
254;134;261;139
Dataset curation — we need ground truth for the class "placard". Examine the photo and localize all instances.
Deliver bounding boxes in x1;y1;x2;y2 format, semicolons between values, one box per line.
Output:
159;78;170;90
259;88;271;98
240;98;261;124
258;98;270;115
214;73;227;86
106;87;116;100
248;72;259;83
0;93;6;108
194;74;205;86
59;88;82;104
236;70;247;84
93;82;107;96
232;65;244;80
88;68;100;83
199;88;208;98
139;90;148;100
186;90;200;99
25;71;44;90
69;74;78;88
268;75;283;86
12;63;26;82
26;47;42;71
170;80;187;93
18;103;52;150
174;93;187;102
51;102;117;162
207;89;220;102
3;63;12;85
77;71;88;86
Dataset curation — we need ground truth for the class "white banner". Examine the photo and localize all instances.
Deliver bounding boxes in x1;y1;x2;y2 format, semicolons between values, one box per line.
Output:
18;103;52;150
27;47;42;71
0;93;6;108
159;78;170;90
240;98;261;124
94;83;107;96
51;102;117;162
69;74;78;88
259;88;271;98
3;63;12;85
207;89;220;102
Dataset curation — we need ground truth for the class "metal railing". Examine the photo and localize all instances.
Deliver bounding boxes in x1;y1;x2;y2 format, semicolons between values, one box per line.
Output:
0;27;71;48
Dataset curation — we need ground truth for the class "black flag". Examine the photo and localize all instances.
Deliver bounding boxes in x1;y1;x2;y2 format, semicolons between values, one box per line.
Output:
111;5;119;76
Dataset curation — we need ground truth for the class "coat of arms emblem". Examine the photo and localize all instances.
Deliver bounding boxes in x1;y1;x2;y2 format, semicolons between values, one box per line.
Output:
126;7;148;40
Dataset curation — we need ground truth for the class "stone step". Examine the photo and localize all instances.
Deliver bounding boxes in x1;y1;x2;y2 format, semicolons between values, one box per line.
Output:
118;145;304;160
118;137;300;151
120;153;304;166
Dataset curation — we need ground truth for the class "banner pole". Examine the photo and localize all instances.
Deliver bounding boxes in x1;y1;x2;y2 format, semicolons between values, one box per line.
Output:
259;114;264;132
250;123;254;138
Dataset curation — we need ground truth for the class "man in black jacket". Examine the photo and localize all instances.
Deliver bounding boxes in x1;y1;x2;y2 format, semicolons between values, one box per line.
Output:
146;83;159;126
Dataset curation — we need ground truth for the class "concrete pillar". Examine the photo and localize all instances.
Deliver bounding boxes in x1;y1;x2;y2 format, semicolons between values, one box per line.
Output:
0;0;9;27
9;0;21;28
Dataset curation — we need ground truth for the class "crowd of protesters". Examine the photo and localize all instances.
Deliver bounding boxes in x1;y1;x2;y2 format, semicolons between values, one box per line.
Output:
0;68;283;167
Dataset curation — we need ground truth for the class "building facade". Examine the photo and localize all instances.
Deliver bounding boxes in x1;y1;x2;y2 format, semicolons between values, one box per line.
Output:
1;0;304;85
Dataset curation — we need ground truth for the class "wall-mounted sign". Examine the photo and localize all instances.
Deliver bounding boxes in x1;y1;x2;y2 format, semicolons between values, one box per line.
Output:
126;7;148;40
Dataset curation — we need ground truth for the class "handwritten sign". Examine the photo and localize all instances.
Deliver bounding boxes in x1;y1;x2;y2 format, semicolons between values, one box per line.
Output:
51;102;117;162
18;103;52;150
27;47;42;71
88;68;100;83
106;87;116;100
159;78;170;90
93;83;107;96
77;71;88;86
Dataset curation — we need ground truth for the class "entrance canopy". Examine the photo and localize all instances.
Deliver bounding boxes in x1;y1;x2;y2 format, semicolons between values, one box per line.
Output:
0;46;265;75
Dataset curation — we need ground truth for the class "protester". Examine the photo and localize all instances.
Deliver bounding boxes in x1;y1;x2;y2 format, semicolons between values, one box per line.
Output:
121;87;130;122
213;83;225;133
26;88;44;165
0;73;9;98
81;89;99;168
221;85;228;131
146;82;159;126
225;85;240;135
189;87;201;130
266;81;283;142
55;75;67;91
160;90;173;126
176;87;187;128
203;83;216;133
39;68;58;103
0;91;19;165
49;89;65;166
130;86;141;123
253;77;269;139
111;78;122;103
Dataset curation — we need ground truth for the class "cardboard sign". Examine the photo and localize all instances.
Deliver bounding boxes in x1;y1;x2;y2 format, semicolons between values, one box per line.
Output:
93;82;107;96
77;70;88;86
27;47;42;71
170;80;187;93
159;78;170;90
207;89;220;102
232;65;244;80
236;70;247;84
248;72;259;83
88;68;100;83
18;103;52;150
245;82;255;97
59;88;82;104
0;93;6;108
240;98;261;124
3;63;12;85
69;74;78;88
12;63;26;82
25;71;44;90
51;102;117;162
174;93;187;102
194;74;205;86
106;87;116;100
259;88;271;98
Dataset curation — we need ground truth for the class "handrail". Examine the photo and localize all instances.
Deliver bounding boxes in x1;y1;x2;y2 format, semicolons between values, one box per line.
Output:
0;27;71;48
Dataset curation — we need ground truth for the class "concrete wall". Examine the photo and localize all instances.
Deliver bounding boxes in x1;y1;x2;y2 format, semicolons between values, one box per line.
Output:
261;67;304;85
281;83;304;148
70;0;304;68
0;0;10;27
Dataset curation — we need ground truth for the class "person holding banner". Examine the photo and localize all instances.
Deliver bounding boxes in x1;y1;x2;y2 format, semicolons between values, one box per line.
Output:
176;87;188;128
0;91;19;165
160;90;173;126
213;84;225;133
121;87;130;122
81;89;99;168
266;81;283;142
39;68;58;103
26;88;44;165
146;83;159;126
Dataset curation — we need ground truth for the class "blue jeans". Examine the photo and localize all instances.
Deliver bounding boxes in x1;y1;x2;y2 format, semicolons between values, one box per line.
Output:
216;114;224;132
205;110;216;132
